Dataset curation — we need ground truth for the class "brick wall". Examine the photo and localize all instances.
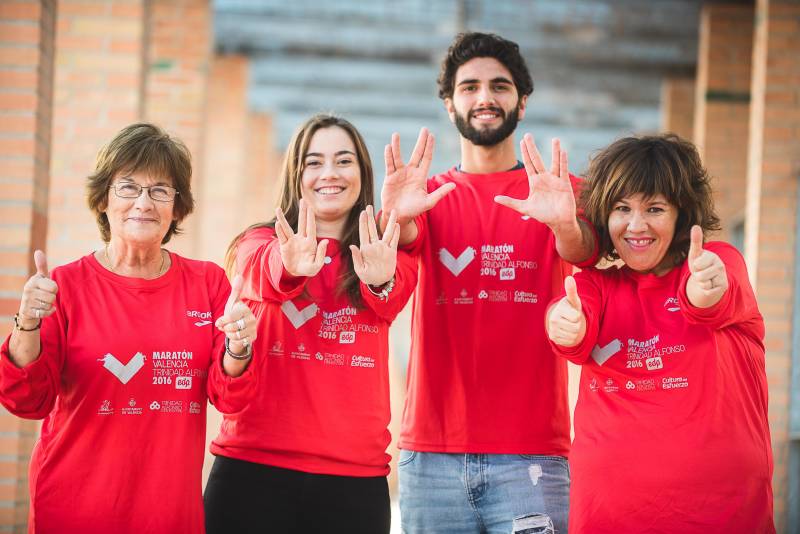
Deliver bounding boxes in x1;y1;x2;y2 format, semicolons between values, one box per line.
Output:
0;1;56;529
47;0;146;268
660;77;695;142
197;54;249;265
744;0;800;529
144;0;211;259
694;4;754;242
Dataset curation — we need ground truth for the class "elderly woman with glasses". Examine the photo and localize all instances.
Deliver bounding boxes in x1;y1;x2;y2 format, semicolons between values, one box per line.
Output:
0;123;258;534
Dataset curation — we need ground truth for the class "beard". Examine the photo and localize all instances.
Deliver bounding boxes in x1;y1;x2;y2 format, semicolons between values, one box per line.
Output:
454;103;521;147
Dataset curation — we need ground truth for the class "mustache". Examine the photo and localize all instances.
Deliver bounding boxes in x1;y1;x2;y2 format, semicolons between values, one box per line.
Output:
468;106;505;120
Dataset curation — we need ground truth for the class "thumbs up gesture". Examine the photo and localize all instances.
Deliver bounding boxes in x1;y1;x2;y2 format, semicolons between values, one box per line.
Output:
17;250;58;329
215;274;258;358
686;225;727;308
546;275;586;347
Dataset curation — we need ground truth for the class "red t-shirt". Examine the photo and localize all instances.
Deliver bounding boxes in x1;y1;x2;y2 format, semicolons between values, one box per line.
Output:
551;242;774;532
0;253;256;534
210;227;417;477
400;166;592;455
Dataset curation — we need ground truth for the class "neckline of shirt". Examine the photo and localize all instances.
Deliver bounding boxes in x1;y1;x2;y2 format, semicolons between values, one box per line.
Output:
85;250;178;289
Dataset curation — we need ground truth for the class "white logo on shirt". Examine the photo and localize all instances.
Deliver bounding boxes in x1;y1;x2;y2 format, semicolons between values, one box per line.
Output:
99;352;145;384
663;297;680;312
591;339;622;366
187;310;212;326
281;300;318;328
175;376;192;389
439;247;476;276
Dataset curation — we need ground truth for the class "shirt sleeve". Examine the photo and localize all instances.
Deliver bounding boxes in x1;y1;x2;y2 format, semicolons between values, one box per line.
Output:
0;270;67;420
547;268;603;365
359;250;418;323
568;173;600;269
677;241;761;333
235;228;309;303
205;265;258;414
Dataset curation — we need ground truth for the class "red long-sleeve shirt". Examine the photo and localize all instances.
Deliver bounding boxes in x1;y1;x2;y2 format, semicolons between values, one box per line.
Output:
210;227;417;477
400;167;593;455
0;252;256;534
551;242;774;533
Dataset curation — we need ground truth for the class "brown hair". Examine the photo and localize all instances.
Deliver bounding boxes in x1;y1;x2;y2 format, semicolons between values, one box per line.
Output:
86;123;194;244
225;114;375;307
438;32;534;100
581;133;721;268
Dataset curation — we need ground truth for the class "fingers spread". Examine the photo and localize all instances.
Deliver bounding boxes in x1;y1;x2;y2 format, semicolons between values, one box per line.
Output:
382;210;398;244
425;182;456;210
391;133;403;171
349;245;365;273
358;209;369;246
366;205;379;242
409;128;428;167
550;138;561;176
494;195;526;214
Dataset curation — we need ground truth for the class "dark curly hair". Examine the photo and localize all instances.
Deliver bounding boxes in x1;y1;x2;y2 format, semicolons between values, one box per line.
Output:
438;32;534;100
581;133;721;268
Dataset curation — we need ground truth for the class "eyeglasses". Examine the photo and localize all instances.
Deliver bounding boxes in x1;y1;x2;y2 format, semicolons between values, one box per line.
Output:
110;182;179;202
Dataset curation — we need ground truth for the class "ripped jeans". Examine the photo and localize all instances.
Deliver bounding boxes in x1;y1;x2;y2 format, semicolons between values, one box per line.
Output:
398;452;569;534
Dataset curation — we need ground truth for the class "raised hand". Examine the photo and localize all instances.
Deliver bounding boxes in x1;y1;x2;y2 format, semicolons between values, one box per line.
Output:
686;225;727;308
546;276;586;347
350;206;400;287
215;274;258;358
275;199;329;277
380;128;455;227
17;250;58;328
495;135;577;228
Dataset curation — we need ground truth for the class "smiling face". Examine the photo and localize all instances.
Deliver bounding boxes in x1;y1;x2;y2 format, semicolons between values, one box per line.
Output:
608;193;679;276
104;172;176;248
299;126;362;225
445;57;526;146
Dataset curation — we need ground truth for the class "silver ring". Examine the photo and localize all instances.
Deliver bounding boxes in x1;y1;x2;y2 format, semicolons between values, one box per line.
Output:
35;308;41;319
236;318;245;331
242;337;249;348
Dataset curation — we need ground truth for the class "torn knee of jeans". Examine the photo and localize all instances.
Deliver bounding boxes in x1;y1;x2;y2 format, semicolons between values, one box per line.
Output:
512;513;554;534
528;463;543;485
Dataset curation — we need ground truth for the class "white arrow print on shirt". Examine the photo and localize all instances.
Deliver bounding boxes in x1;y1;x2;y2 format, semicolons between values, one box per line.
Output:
281;300;319;329
438;247;476;276
99;352;145;384
591;339;622;366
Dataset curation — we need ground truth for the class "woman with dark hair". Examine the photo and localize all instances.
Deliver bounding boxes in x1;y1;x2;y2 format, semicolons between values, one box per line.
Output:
0;123;258;533
546;134;774;532
204;114;417;534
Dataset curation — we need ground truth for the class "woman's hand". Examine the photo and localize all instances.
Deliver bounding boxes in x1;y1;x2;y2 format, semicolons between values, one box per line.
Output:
546;276;586;347
275;199;329;278
686;225;727;308
350;206;400;287
216;275;258;374
18;250;58;327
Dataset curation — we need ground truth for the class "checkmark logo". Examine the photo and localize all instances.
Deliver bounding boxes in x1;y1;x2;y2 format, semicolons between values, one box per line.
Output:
99;352;145;384
281;300;318;329
439;247;476;276
591;339;622;366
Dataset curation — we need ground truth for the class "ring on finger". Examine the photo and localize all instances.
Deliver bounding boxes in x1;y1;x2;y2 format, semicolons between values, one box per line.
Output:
236;318;245;331
242;337;249;348
35;308;41;319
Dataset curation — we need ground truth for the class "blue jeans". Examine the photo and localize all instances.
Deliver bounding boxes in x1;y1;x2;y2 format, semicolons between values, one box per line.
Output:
398;451;569;534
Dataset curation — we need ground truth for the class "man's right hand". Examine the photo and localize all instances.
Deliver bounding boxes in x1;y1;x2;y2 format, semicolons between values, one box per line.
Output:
380;128;455;244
